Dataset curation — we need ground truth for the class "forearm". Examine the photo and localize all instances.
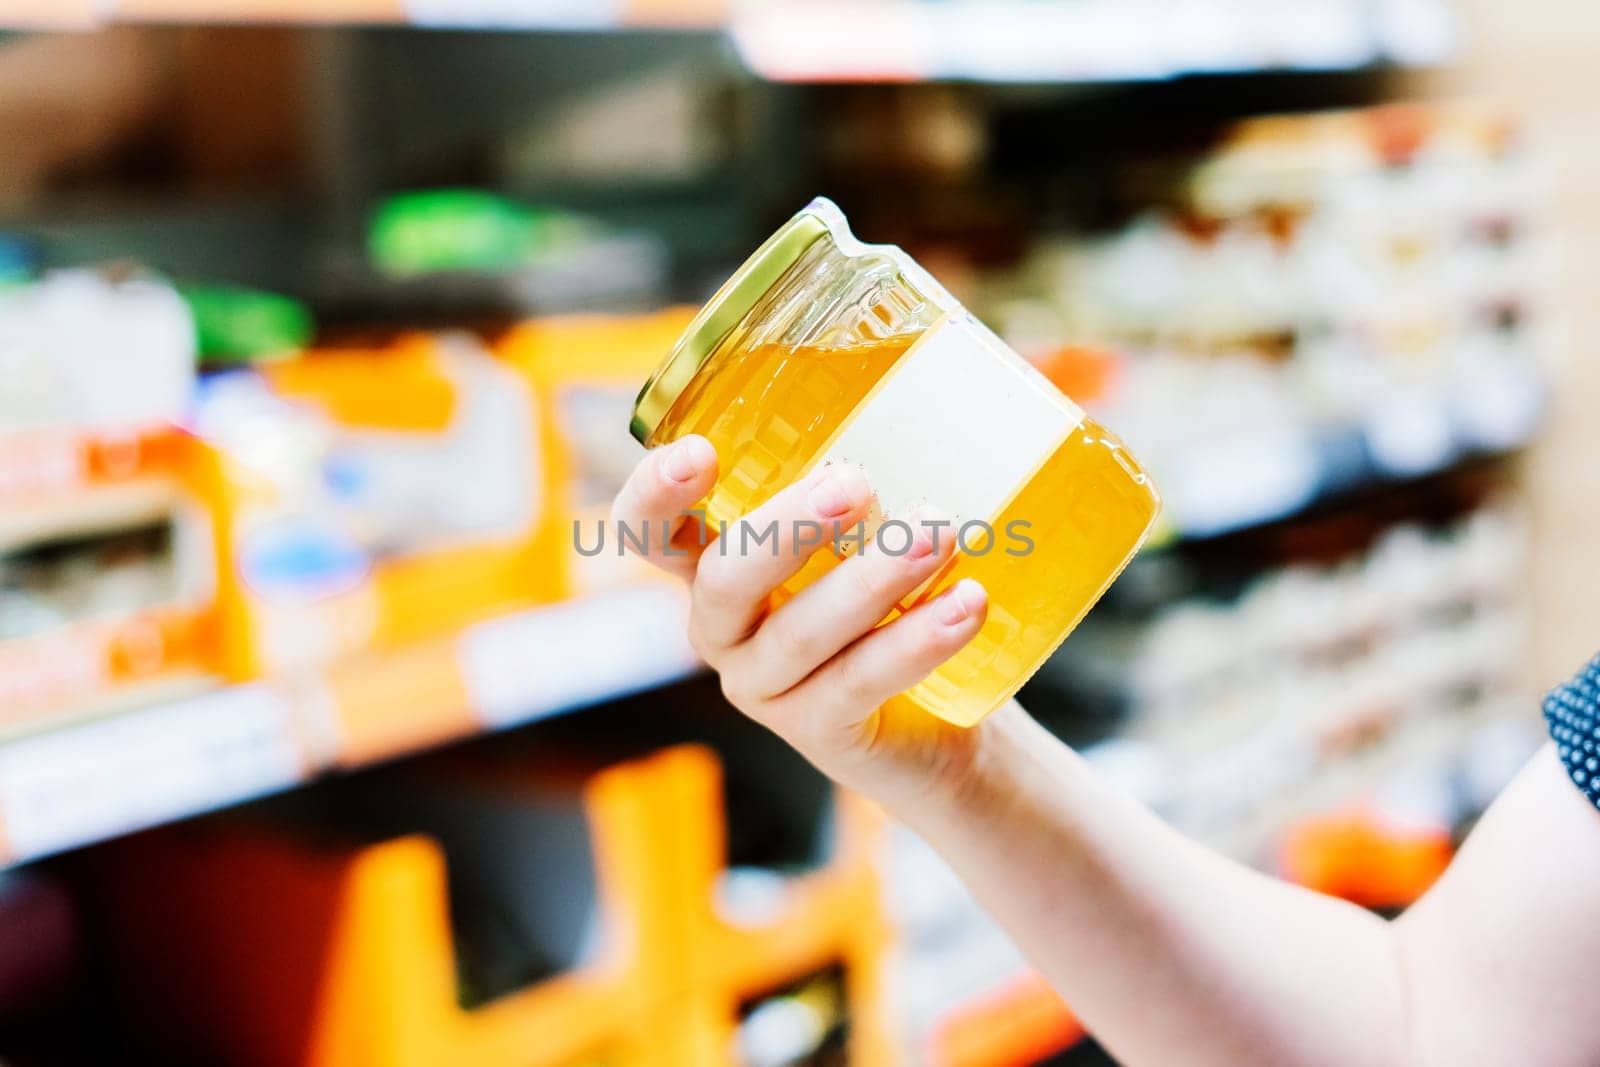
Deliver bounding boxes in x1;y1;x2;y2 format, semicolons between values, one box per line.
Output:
890;702;1411;1067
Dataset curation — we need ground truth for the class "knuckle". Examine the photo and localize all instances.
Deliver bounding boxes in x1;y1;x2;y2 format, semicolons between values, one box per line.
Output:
833;652;879;705
693;552;741;605
745;695;795;740
717;671;756;711
845;557;897;606
768;614;823;665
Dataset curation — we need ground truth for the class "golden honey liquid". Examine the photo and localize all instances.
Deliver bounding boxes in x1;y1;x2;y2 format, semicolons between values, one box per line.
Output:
652;334;1160;727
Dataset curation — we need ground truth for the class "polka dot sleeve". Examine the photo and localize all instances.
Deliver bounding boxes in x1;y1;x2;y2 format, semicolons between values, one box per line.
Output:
1545;653;1600;806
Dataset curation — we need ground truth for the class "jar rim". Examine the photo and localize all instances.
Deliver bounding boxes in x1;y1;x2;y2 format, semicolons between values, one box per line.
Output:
629;197;848;445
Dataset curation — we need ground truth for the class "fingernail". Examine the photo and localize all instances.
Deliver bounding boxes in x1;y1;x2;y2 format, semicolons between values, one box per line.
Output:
808;465;870;519
662;436;714;484
903;503;948;561
935;579;986;626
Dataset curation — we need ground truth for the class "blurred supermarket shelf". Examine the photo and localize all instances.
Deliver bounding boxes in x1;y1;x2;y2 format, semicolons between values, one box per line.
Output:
0;0;727;30
0;227;1542;871
0;583;700;868
1;0;1458;83
0;422;1530;868
326;230;671;322
0;10;1574;1064
0;480;180;556
729;0;1458;83
976;103;1548;544
0;684;305;865
1154;391;1542;544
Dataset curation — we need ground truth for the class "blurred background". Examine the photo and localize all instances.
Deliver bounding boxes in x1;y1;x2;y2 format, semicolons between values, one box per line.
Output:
0;1;1594;1065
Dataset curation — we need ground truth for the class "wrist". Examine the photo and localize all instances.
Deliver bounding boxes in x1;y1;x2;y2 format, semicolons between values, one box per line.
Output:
947;698;1044;811
870;698;1042;832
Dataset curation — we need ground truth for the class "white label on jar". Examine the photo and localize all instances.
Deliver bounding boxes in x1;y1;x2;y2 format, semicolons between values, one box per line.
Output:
815;311;1082;533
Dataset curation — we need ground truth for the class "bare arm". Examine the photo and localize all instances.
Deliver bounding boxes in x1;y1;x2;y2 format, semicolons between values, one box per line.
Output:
612;437;1600;1066
911;714;1600;1067
1397;744;1600;1067
910;702;1408;1067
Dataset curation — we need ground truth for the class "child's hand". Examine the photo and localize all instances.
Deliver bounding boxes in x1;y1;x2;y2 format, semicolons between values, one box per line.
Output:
610;435;997;803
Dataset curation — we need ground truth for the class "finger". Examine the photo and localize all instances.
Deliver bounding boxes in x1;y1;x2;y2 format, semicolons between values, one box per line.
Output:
778;578;988;737
735;504;957;699
609;435;718;579
690;463;873;652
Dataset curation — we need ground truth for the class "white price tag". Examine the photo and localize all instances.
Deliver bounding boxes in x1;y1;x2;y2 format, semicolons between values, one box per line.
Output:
1241;0;1376;68
729;2;927;81
0;431;83;503
0;686;304;865
1168;428;1321;538
1376;0;1461;64
400;0;622;28
1160;0;1255;73
1453;361;1544;452
459;585;700;727
938;2;1161;81
1365;389;1457;476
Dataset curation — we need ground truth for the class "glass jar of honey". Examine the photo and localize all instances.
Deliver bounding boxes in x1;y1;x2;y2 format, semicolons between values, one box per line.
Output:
631;198;1160;727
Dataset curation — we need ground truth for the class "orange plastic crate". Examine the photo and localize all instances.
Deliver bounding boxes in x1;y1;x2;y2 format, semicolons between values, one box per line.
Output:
91;748;694;1067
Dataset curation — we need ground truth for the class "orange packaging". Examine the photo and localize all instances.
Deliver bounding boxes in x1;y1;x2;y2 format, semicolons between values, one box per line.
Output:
1281;810;1453;910
200;332;565;679
0;426;223;735
495;309;696;599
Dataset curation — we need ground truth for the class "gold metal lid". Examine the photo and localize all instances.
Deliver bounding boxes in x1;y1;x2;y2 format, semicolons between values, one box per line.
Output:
629;198;842;444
